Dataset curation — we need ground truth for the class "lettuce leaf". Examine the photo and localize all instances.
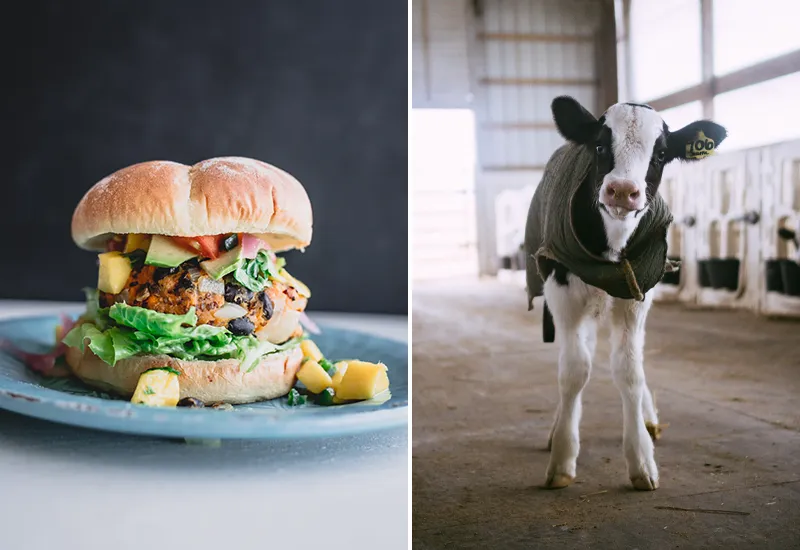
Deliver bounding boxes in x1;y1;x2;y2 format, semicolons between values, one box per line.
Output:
83;287;100;319
109;303;197;336
82;287;112;329
233;250;279;292
236;334;305;373
62;324;140;365
64;299;303;371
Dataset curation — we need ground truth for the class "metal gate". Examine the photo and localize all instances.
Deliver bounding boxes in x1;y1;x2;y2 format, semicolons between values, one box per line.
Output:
654;138;800;318
761;139;800;316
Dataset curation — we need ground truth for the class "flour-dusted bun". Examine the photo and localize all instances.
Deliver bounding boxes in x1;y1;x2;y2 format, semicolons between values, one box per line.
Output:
64;345;304;405
71;156;313;252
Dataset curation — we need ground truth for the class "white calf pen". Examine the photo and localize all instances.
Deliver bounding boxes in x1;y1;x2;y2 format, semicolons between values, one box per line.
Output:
496;138;800;319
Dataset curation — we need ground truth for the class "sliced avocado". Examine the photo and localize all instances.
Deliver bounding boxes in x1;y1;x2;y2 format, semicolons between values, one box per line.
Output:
145;235;198;267
200;245;244;280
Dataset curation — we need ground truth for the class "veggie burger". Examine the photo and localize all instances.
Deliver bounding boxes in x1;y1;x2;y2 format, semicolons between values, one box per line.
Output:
63;156;316;405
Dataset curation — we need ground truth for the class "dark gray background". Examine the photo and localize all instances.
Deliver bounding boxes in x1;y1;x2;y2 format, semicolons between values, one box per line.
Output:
0;0;407;314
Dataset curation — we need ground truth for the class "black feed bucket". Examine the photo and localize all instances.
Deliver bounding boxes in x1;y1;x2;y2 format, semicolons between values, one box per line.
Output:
708;258;740;291
765;259;784;292
661;255;681;285
697;259;712;288
780;259;800;296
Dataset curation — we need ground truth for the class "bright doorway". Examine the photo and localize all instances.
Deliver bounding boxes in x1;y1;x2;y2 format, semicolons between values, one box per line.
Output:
412;109;479;280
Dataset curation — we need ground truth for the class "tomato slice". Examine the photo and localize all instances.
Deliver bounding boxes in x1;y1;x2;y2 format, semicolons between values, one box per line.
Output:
171;236;202;253
170;236;222;259
194;236;222;259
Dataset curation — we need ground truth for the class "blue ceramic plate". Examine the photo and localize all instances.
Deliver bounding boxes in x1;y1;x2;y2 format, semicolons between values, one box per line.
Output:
0;315;407;439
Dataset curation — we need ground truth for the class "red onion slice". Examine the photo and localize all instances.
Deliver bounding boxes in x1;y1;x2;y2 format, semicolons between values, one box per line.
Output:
0;341;69;377
198;277;224;294
214;302;248;320
241;234;269;259
299;311;321;334
1;315;79;377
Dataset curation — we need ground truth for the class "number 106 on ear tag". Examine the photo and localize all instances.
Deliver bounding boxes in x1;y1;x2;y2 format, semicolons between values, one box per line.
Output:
686;130;716;159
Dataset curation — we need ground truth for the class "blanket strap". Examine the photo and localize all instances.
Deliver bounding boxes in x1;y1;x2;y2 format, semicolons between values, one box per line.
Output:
621;259;644;301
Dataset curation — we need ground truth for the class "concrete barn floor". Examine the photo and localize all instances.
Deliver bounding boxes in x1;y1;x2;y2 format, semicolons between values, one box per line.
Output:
412;279;800;549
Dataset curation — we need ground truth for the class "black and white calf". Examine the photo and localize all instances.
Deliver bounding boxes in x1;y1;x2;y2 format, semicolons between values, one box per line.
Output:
528;96;727;491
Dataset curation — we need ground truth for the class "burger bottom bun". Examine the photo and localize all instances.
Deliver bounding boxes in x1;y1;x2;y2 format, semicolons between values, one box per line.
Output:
64;345;303;405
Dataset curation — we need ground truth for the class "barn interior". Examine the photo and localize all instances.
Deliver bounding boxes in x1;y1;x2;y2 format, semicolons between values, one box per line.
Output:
412;1;800;547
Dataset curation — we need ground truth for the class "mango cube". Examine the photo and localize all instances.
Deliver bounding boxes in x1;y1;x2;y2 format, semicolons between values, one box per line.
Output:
124;234;152;253
97;251;132;294
296;360;333;394
330;361;348;389
333;361;390;401
131;369;180;407
300;340;324;363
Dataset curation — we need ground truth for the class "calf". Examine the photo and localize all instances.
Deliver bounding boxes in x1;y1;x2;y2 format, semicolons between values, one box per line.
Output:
524;96;727;491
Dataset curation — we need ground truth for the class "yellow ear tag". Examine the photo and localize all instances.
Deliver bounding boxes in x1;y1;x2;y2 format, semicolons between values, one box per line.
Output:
686;130;715;159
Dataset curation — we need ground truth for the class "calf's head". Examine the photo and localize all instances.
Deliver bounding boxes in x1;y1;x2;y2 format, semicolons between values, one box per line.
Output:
551;96;727;220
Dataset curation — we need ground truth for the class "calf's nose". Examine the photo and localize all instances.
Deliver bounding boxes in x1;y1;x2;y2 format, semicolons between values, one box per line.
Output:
605;179;641;210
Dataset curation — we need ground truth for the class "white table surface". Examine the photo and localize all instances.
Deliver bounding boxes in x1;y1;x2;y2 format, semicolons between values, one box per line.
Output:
0;301;408;550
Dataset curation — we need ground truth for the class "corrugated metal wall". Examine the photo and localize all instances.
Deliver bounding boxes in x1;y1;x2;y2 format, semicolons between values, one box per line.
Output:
412;0;610;277
412;0;471;108
472;0;605;274
474;0;600;170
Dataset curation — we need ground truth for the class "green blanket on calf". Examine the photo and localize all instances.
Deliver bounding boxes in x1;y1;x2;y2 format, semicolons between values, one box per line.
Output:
524;143;678;311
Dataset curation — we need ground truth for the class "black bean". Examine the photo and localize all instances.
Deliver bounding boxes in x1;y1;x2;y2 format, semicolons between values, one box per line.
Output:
228;316;255;336
175;273;193;291
259;291;274;320
124;250;147;268
177;397;205;408
224;283;253;305
153;266;179;280
221;234;239;251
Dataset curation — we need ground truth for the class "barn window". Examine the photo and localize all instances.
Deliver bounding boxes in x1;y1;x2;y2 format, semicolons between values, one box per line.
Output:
713;0;800;76
628;0;702;101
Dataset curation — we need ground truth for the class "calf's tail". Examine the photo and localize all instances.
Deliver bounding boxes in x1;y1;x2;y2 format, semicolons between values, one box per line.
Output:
543;300;555;343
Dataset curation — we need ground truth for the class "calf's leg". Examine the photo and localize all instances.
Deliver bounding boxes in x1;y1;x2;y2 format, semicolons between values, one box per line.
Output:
609;292;659;490
642;383;664;441
542;275;595;488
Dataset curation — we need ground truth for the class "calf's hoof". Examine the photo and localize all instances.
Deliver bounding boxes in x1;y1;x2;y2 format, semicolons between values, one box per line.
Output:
544;473;575;489
630;475;659;491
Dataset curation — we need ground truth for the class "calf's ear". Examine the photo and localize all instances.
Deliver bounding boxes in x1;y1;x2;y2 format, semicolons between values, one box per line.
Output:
551;96;599;145
667;120;728;161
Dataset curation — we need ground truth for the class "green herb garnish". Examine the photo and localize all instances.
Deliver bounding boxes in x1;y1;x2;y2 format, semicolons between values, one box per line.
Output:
287;388;307;406
319;358;337;375
315;388;336;406
143;386;156;395
144;366;182;376
122;249;147;268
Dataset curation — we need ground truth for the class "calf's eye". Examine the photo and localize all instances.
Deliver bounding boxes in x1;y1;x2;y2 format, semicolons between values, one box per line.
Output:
596;145;607;156
657;150;666;162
